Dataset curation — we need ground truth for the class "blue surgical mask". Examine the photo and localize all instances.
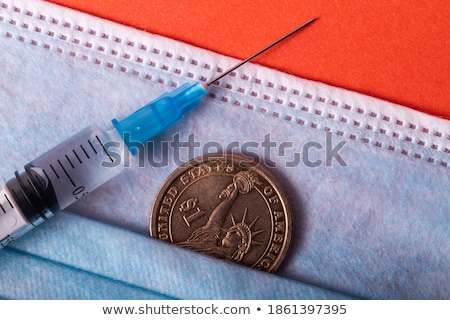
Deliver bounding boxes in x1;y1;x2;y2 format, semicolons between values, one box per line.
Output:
0;0;448;300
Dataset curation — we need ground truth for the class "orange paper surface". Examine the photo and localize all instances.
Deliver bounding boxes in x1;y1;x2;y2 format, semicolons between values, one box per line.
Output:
47;0;450;119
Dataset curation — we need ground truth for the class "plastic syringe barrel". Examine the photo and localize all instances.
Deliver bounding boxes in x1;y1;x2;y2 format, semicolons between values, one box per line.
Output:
0;125;124;248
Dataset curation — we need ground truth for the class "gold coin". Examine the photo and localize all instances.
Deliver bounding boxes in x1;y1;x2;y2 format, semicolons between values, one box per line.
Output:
150;154;292;273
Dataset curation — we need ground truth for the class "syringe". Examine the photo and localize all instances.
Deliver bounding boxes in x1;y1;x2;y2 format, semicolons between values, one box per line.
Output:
0;18;317;248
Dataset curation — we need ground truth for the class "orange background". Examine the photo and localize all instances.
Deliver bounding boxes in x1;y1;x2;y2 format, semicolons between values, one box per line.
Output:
47;0;450;119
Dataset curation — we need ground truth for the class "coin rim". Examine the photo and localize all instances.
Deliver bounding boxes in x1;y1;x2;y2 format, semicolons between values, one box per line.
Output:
149;153;293;273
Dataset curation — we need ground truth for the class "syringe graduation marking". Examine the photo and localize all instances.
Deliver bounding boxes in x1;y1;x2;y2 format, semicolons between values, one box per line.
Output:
57;159;76;187
88;139;98;154
95;135;114;163
40;138;114;191
0;190;13;214
4;194;13;208
80;144;90;159
36;137;116;193
73;149;82;164
42;169;51;181
49;164;59;178
65;154;75;169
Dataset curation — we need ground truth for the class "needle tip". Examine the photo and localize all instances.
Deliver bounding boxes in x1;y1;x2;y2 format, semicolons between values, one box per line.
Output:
205;17;319;87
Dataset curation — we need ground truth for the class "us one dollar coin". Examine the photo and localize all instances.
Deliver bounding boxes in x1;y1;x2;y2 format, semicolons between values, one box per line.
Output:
150;154;292;273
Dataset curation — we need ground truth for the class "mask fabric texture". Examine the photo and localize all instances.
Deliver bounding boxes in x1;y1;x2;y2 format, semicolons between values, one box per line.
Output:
0;0;448;299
